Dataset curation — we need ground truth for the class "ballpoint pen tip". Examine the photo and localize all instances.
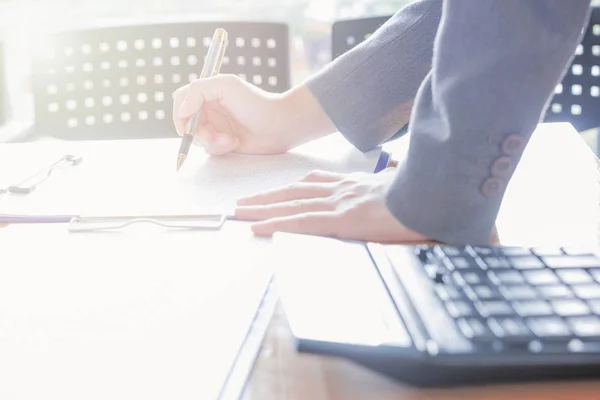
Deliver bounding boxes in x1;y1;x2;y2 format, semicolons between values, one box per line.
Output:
176;154;186;171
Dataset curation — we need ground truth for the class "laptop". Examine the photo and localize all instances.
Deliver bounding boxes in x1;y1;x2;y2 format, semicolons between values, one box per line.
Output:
272;232;600;387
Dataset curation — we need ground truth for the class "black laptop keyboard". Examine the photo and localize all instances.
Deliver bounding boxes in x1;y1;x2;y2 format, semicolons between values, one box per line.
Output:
415;245;600;350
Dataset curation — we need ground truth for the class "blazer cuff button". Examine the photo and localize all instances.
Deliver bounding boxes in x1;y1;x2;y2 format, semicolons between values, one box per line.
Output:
481;177;505;197
491;156;514;178
501;134;526;156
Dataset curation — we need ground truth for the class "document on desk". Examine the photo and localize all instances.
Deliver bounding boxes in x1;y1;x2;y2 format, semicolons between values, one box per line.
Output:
0;134;380;399
0;222;274;400
0;133;380;216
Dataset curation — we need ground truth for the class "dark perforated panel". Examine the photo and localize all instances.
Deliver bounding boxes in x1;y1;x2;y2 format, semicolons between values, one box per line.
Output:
331;16;390;60
31;21;290;140
545;8;600;132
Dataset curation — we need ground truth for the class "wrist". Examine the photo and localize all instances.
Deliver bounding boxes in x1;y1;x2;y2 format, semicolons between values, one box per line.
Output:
273;84;338;150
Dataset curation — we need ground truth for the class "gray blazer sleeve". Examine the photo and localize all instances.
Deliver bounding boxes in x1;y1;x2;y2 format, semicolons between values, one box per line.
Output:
305;0;443;151
385;0;592;245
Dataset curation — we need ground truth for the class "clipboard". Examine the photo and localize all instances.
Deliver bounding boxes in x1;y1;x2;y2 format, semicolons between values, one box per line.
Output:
0;213;234;232
0;132;387;400
68;214;232;232
0;154;83;196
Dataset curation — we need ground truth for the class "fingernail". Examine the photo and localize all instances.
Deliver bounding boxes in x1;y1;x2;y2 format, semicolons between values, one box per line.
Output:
251;222;273;237
234;206;251;220
178;100;189;118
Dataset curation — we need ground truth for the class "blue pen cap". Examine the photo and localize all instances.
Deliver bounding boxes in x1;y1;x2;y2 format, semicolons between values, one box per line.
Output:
374;151;398;173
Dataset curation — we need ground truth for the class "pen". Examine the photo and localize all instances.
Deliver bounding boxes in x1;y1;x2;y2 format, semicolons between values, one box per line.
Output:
176;28;229;171
373;151;398;173
0;214;76;224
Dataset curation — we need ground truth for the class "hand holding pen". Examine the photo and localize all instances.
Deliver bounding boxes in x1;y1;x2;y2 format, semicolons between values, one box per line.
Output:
176;28;229;170
172;36;345;162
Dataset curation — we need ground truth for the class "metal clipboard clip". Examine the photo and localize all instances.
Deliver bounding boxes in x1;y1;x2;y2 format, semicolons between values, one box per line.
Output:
68;214;229;232
1;154;83;196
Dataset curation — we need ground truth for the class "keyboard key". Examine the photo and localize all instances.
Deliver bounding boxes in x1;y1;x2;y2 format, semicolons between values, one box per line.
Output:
551;299;591;317
489;270;524;285
513;300;553;317
500;285;538;300
537;284;573;299
481;256;511;269
588;300;600;315
562;247;598;256
435;246;466;257
469;246;494;256
474;300;514;317
445;300;475;318
532;247;564;256
589;269;600;283
527;317;572;340
456;318;494;342
501;247;533;256
542;255;600;269
522;270;559;285
510;256;545;270
487;317;533;342
434;285;463;301
464;285;503;301
445;256;478;271
572;284;600;300
425;264;447;283
452;271;486;286
567;316;600;339
473;285;503;300
414;246;431;262
425;264;440;277
556;270;593;285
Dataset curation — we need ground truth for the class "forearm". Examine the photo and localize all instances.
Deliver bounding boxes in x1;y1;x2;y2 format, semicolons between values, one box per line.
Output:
386;0;592;245
304;0;443;152
274;85;339;150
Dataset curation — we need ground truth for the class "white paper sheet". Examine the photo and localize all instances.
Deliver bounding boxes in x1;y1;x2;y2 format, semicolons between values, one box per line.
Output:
0;133;380;400
0;222;273;400
0;133;380;216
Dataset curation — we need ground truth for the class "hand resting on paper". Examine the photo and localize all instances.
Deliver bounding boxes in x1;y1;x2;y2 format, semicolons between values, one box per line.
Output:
172;74;426;243
234;168;428;243
172;75;427;243
171;75;501;245
234;167;501;244
172;75;338;156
